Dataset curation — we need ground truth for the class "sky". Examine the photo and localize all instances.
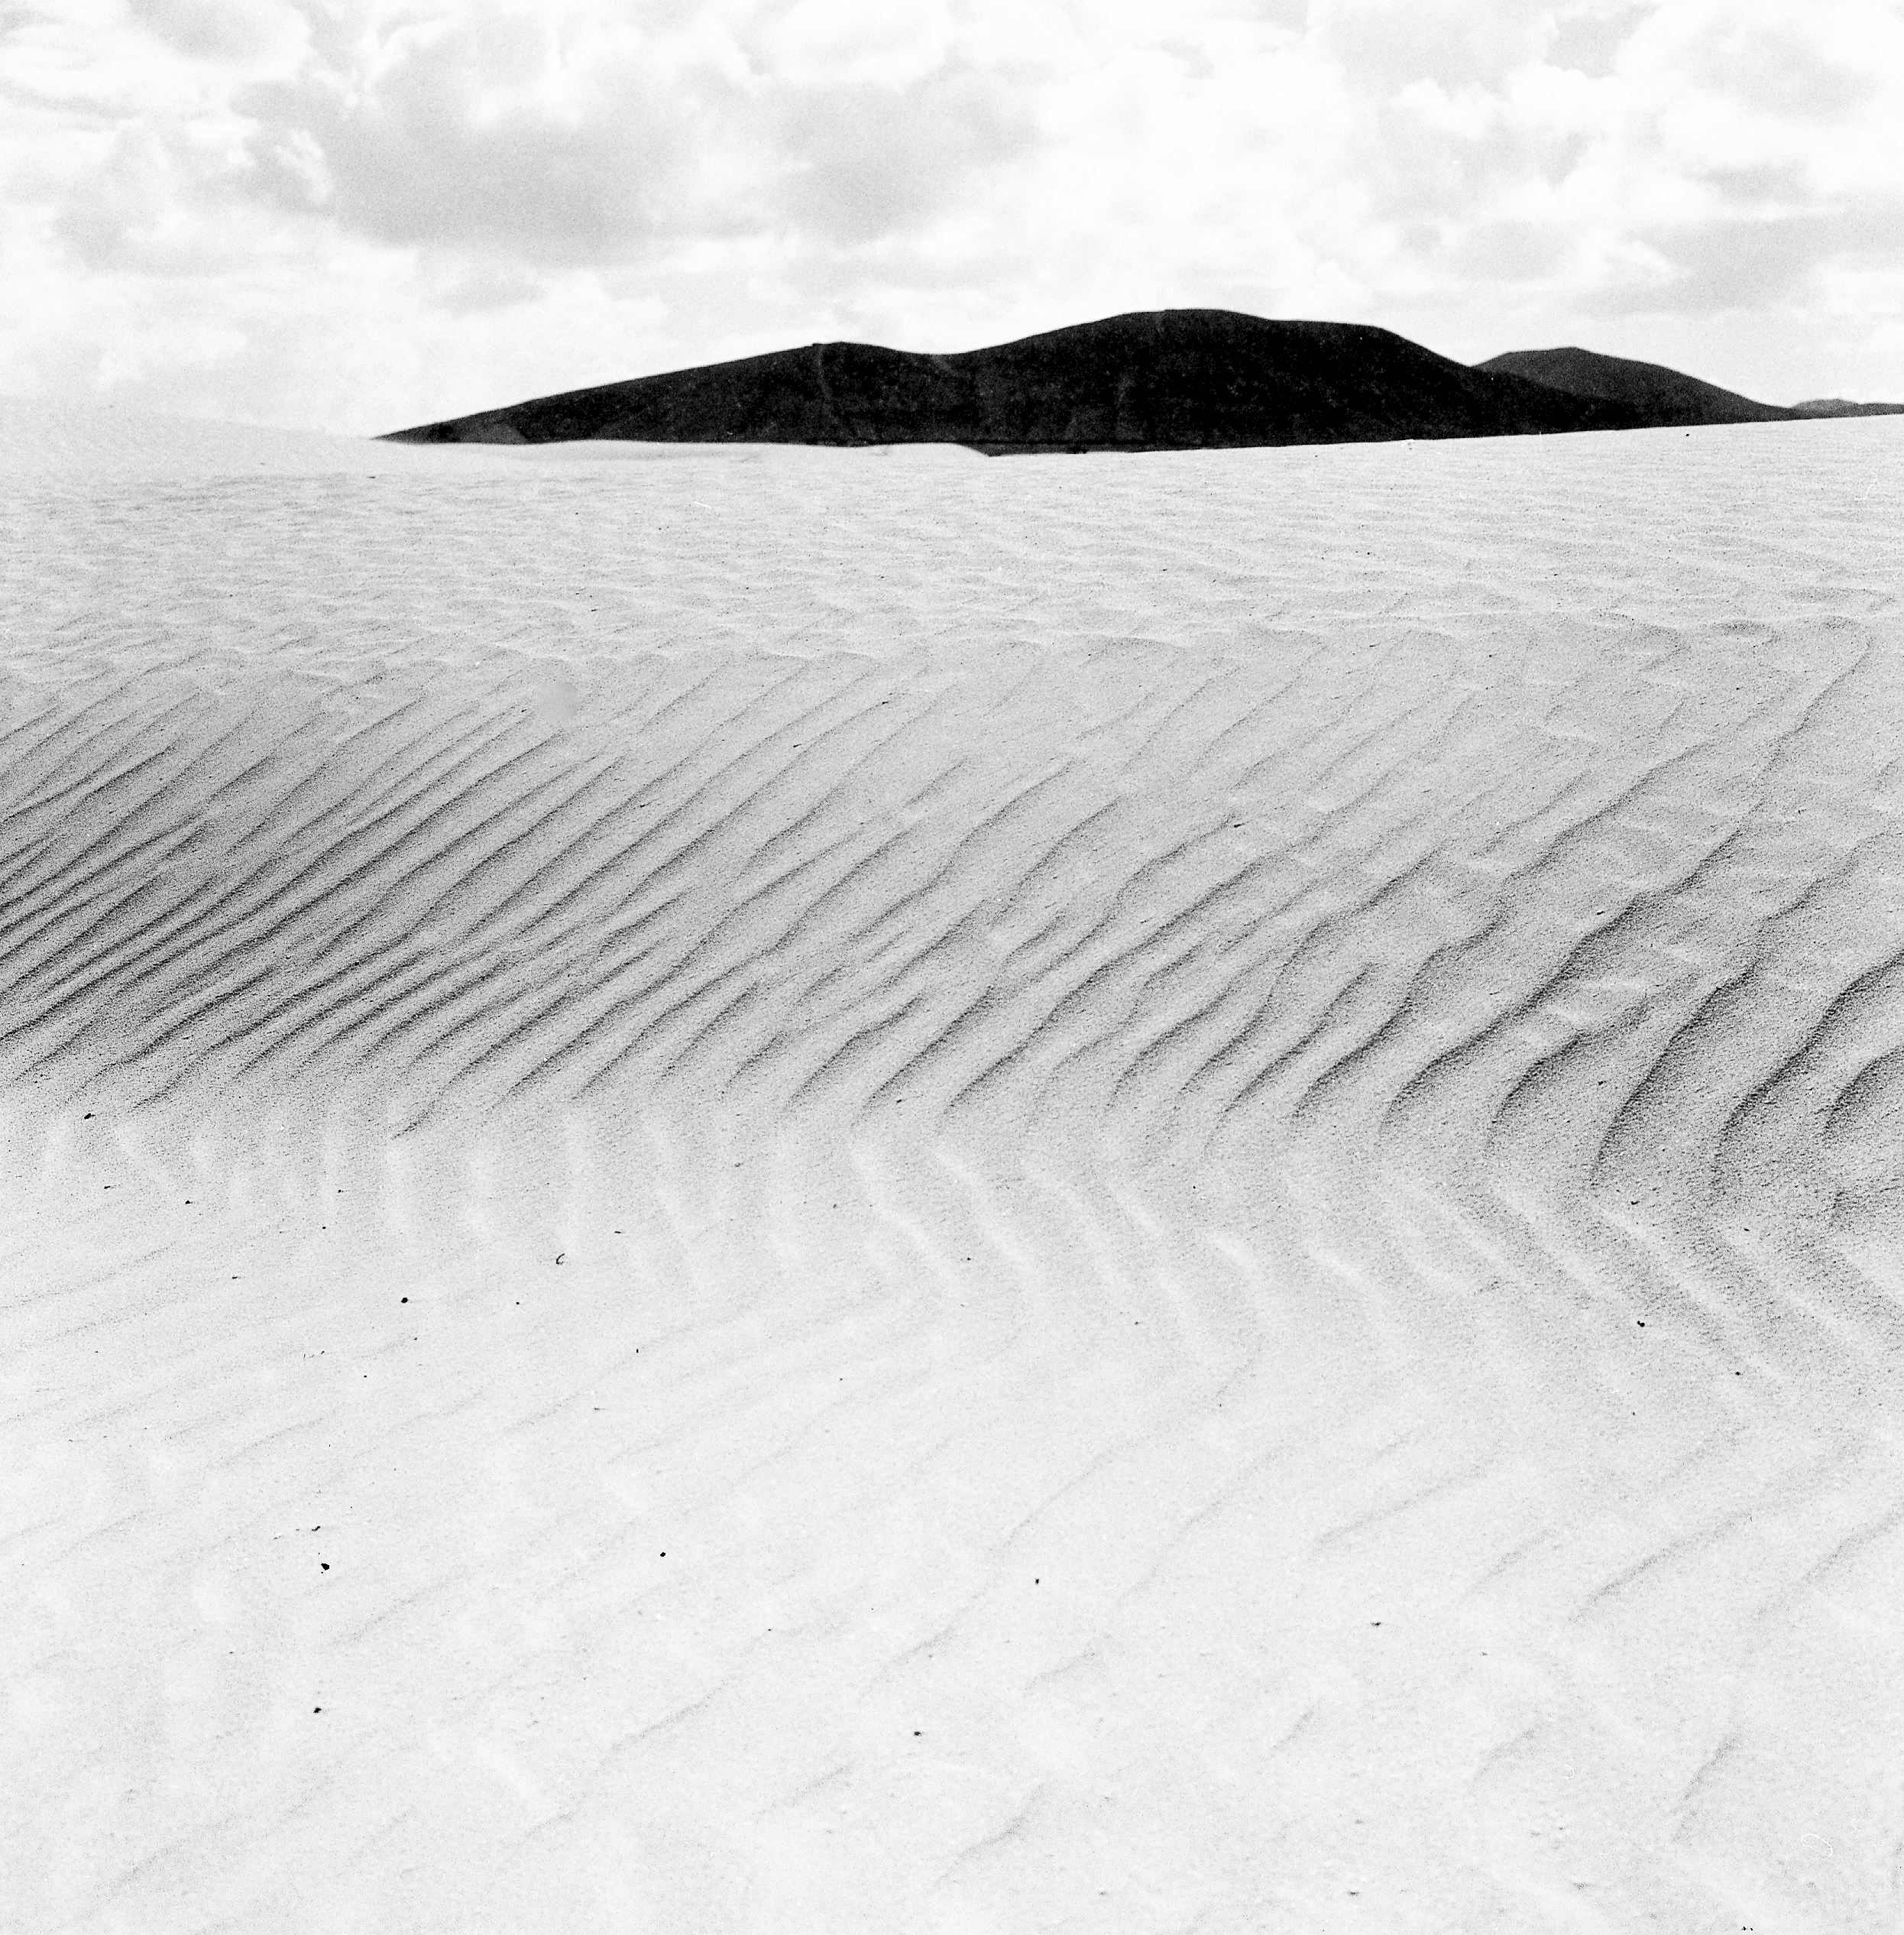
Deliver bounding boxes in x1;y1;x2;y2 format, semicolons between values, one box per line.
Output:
4;0;1902;433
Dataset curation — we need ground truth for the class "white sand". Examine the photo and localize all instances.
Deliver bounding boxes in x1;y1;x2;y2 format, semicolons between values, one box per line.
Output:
5;398;1904;1933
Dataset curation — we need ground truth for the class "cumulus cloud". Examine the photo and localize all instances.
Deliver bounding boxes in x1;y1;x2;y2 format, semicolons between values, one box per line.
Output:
241;21;711;258
2;0;1900;429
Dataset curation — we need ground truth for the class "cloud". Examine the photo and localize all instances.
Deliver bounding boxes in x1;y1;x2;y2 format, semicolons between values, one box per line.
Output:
241;21;711;260
2;0;1900;429
1315;0;1556;92
770;66;1035;245
1605;202;1904;315
759;0;957;88
226;2;1037;262
126;0;304;63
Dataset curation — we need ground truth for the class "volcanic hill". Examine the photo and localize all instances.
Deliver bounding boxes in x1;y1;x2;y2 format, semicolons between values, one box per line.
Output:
1790;396;1904;418
384;310;1640;452
1475;345;1798;427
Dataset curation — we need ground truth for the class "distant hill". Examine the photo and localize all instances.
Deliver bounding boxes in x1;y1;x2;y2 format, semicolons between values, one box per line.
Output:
1790;398;1904;418
384;310;1638;452
1475;347;1795;427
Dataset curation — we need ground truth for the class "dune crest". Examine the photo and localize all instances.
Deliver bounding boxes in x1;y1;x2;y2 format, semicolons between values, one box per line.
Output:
8;407;1904;1933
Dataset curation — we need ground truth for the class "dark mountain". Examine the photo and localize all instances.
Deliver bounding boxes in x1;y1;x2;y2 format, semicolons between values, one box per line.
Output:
1790;398;1904;418
1476;346;1795;427
384;310;1639;452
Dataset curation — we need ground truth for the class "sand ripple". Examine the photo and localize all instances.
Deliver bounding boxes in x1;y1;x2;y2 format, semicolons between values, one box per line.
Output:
5;408;1904;1932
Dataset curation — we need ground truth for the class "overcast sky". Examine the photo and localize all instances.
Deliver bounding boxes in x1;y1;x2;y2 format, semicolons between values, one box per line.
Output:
5;0;1901;433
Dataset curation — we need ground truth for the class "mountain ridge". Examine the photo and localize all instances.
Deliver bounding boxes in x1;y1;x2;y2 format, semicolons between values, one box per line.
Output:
384;310;1894;452
383;310;1638;452
1790;397;1904;418
1475;345;1796;427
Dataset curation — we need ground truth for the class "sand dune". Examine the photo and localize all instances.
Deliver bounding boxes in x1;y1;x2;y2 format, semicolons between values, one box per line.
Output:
7;400;1904;1933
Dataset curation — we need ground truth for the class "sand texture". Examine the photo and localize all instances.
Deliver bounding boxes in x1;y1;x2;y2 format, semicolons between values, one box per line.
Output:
6;402;1904;1933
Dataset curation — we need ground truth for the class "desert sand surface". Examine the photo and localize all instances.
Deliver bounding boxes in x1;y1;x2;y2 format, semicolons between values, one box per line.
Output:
6;398;1904;1933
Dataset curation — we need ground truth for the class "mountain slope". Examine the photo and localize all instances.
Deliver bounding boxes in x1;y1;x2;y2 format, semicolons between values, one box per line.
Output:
1477;345;1796;426
384;310;1639;451
1791;397;1904;418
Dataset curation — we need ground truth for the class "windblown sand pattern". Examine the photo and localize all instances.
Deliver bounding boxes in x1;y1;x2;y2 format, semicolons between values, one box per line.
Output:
7;400;1904;1933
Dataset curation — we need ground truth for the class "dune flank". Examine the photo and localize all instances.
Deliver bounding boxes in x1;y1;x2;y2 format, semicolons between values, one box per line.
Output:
6;403;1904;1933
